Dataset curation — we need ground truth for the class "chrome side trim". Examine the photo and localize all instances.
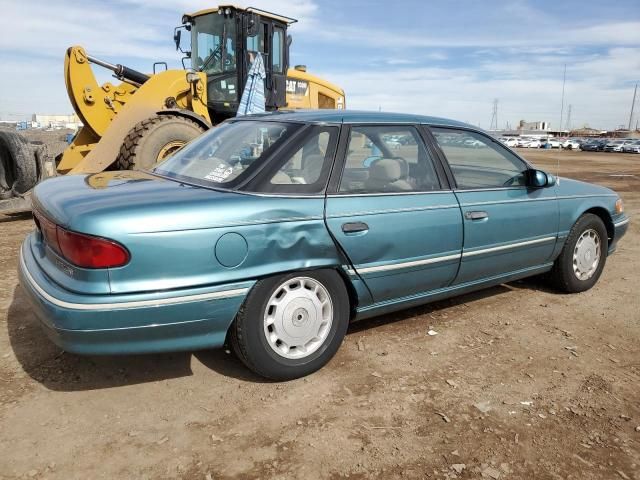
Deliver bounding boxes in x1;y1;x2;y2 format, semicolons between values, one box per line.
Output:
614;218;630;227
328;191;452;198
53;317;218;333
460;198;554;207
460;194;616;208
351;252;462;275
348;237;557;275
462;236;556;257
559;194;617;200
20;254;249;311
327;204;459;218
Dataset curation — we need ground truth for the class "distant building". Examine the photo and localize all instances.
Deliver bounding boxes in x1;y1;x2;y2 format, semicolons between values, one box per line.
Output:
518;120;550;131
569;127;604;137
32;113;82;130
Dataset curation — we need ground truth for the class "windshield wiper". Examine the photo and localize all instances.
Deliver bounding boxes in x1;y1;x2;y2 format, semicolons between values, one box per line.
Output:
199;23;227;73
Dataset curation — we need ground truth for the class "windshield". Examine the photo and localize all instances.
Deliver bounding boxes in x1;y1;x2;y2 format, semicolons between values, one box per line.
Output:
154;121;302;188
192;13;237;75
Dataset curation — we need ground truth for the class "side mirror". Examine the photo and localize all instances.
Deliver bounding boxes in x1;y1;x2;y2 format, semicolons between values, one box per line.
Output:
173;29;181;51
174;26;191;54
526;169;555;188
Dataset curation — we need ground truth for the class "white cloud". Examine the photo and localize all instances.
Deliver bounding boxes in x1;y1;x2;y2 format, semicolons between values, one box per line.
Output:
319;47;639;130
0;0;637;130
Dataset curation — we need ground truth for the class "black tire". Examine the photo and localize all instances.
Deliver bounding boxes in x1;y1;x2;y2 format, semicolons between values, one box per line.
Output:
0;131;38;198
230;270;350;380
116;115;204;170
549;213;608;293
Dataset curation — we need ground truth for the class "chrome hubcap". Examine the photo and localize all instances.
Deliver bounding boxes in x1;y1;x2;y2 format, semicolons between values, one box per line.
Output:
573;229;601;280
263;277;333;359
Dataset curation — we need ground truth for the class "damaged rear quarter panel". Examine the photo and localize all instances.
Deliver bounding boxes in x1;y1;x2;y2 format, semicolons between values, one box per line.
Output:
107;195;347;294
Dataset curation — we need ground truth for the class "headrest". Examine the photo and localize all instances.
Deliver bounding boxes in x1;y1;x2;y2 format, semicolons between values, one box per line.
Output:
369;158;404;182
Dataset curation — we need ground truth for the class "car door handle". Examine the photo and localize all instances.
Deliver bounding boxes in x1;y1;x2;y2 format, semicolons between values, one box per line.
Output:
464;211;489;220
342;222;369;234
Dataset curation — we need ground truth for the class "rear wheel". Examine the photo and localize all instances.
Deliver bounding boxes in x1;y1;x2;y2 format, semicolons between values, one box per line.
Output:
549;213;608;293
117;114;204;170
230;270;350;380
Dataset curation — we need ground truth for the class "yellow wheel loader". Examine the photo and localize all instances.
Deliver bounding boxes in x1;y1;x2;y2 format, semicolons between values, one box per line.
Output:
0;5;345;214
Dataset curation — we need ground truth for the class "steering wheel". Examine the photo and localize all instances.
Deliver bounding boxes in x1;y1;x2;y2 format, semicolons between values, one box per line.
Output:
200;44;223;71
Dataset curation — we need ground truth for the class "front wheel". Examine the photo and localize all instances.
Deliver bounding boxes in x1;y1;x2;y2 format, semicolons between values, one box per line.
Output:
117;115;204;170
230;270;350;380
549;213;608;293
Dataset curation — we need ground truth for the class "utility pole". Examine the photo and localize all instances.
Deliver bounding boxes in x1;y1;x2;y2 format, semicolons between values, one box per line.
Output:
559;64;566;135
629;83;638;131
565;104;572;132
489;98;498;130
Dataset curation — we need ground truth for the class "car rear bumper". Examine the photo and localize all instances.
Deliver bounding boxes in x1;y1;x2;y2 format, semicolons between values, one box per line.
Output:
18;238;254;355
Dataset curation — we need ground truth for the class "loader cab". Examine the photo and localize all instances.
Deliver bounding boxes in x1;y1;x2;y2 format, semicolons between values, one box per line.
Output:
181;6;293;123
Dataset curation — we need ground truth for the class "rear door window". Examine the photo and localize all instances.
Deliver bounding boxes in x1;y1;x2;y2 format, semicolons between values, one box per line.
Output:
339;125;441;194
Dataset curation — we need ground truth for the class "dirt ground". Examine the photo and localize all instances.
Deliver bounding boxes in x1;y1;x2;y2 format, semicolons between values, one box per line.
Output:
1;147;638;480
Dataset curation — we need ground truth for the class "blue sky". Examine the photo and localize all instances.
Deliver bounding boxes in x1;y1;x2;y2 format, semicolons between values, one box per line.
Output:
1;0;639;129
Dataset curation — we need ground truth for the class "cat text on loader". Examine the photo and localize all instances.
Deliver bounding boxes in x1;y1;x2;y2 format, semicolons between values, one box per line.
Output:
0;5;345;214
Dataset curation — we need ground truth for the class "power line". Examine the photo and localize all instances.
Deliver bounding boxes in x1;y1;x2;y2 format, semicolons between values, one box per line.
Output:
629;83;638;131
559;64;567;133
489;98;498;130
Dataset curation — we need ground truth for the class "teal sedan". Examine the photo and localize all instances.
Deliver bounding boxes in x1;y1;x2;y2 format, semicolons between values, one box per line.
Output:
19;111;629;380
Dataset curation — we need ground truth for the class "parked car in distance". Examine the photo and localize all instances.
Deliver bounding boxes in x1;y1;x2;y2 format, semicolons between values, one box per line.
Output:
580;140;607;152
499;137;519;148
516;137;531;147
540;138;561;149
604;139;633;152
524;139;543;148
19;110;629;380
562;139;582;150
622;140;640;153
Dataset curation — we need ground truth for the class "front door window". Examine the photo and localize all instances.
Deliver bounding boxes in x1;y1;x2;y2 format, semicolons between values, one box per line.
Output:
431;128;527;189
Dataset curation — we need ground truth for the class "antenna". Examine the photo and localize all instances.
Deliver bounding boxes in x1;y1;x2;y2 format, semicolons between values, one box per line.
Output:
565;104;572;132
489;98;498;130
557;65;566;185
559;64;567;135
629;83;638;131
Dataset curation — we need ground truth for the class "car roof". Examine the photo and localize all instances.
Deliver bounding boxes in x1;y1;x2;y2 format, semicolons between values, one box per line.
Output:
241;109;474;128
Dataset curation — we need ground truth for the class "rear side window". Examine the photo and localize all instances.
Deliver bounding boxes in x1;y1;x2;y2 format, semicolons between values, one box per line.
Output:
249;126;339;194
339;125;440;194
431;128;528;189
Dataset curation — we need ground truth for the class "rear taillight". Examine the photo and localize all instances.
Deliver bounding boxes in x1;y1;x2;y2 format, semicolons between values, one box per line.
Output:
33;210;129;269
57;229;129;268
34;211;61;255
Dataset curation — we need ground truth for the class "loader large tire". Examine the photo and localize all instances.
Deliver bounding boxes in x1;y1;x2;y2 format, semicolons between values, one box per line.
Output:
0;131;38;199
117;115;205;171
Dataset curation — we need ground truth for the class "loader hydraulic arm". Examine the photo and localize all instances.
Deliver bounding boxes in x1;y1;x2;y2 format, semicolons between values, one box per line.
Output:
64;46;139;140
